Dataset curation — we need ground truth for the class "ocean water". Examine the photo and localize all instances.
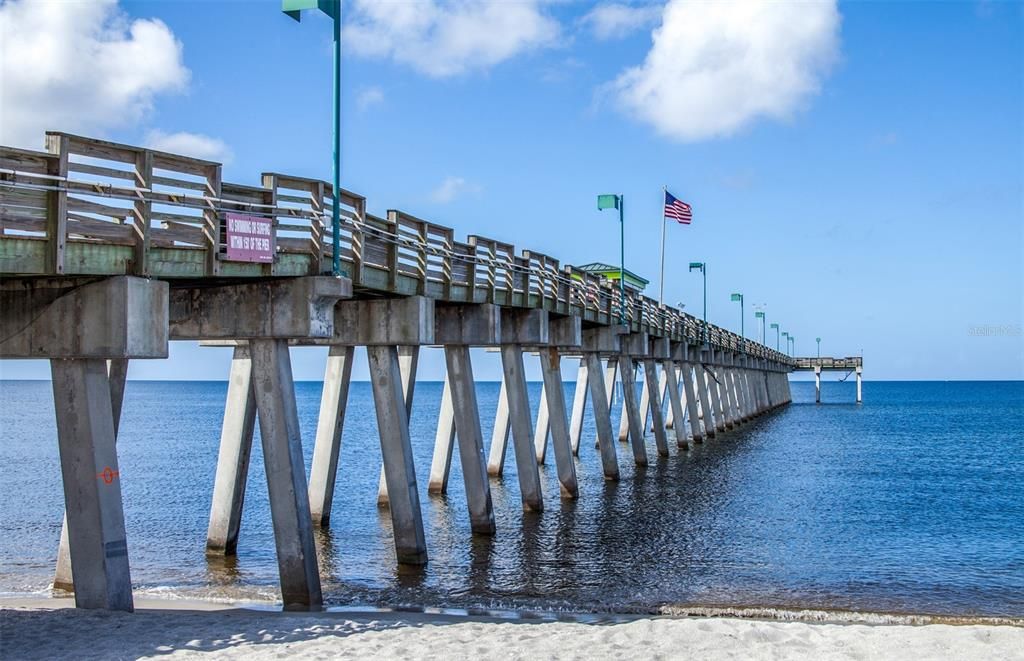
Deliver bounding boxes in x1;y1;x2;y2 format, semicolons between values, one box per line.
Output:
0;379;1021;618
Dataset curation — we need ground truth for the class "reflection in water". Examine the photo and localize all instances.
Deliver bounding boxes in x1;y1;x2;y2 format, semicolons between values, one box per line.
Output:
0;380;1022;617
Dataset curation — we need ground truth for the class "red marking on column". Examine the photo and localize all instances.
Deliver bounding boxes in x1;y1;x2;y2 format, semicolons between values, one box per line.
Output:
98;467;119;484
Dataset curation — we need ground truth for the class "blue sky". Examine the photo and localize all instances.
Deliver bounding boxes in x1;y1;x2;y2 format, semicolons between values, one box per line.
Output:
0;0;1020;381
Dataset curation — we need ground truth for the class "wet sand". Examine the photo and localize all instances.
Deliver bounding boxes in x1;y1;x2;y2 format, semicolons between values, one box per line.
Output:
2;598;1022;660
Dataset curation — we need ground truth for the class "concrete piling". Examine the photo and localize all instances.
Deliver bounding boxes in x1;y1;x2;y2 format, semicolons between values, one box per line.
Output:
642;359;670;457
500;343;545;512
568;359;589;456
662;360;688;450
539;346;579;498
426;372;456;494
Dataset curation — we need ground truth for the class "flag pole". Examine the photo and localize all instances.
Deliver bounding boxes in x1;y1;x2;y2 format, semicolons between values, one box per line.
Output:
659;185;666;306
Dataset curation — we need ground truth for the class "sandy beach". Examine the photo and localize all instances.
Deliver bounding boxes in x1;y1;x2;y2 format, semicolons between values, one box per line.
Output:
2;598;1022;660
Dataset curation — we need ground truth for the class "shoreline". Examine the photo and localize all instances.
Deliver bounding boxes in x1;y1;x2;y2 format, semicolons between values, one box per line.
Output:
3;594;1022;627
3;598;1023;661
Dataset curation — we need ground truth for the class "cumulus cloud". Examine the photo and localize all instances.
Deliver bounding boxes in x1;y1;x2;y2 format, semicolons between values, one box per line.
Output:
430;176;480;203
581;3;662;40
356;86;385;112
610;0;840;142
345;0;560;77
146;130;232;164
0;0;189;149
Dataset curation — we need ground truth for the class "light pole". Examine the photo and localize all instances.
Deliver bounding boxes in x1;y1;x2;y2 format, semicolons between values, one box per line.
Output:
816;337;821;358
597;194;626;323
755;310;766;344
781;331;789;356
689;262;706;342
730;292;744;351
770;323;780;351
789;335;795;356
283;0;342;277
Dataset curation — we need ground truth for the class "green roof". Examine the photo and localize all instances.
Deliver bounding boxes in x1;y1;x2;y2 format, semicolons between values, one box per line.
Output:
575;262;649;291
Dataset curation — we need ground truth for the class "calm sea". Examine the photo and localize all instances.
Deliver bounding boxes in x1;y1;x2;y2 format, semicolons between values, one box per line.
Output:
0;379;1021;618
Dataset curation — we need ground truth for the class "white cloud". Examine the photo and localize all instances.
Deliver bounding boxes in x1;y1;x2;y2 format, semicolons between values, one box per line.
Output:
610;0;840;142
356;86;385;112
345;0;560;77
0;0;189;150
145;130;232;164
581;3;662;40
430;176;480;203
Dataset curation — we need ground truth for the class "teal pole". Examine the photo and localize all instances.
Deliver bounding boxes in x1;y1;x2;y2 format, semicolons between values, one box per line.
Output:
331;2;341;276
702;265;707;343
619;195;625;324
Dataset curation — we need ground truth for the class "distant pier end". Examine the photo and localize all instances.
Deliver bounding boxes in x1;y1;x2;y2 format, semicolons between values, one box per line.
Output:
792;357;864;404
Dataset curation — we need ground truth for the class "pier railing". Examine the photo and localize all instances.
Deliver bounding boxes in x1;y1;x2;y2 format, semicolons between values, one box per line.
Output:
0;132;792;364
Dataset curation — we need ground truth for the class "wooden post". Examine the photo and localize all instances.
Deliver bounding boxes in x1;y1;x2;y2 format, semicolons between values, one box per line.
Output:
132;150;153;276
44;134;69;275
204;164;223;276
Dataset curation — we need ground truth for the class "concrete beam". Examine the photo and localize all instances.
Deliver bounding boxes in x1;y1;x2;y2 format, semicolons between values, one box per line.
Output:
648;337;671;360
434;303;500;346
621;332;649;357
170;277;348;340
581;325;626;354
0;276;167;359
546;315;582;348
326;296;433;346
500;308;548;345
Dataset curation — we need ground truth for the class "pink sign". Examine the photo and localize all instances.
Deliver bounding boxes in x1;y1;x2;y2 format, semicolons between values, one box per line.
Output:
225;212;273;263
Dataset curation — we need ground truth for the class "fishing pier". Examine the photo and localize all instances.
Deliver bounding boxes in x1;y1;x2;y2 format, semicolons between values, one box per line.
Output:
0;133;859;612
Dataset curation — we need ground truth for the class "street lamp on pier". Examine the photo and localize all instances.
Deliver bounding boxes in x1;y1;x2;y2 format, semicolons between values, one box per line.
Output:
730;292;744;351
816;337;821;358
689;262;706;342
770;323;780;351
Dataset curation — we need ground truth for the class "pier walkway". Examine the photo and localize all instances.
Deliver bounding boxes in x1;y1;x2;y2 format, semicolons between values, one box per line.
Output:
1;133;851;611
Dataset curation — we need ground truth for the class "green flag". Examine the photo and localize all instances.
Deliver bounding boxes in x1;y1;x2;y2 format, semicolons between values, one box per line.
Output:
597;194;619;211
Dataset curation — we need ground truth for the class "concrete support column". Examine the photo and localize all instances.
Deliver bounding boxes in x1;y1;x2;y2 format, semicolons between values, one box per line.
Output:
662;360;688;450
427;371;456;495
377;346;419;506
486;378;511;476
533;381;550;464
367;345;428;565
250;339;322;608
539;346;579;498
693;363;716;439
721;367;738;428
815;366;822;404
856;367;863;403
500;344;545;512
583;352;619;480
568;359;588;456
661;366;673;429
443;345;497;534
706;366;727;433
641;359;670;457
617;361;638;442
307;344;354;527
55;359;129;592
207;346;258;552
618;355;649;466
50;359;134;611
680;363;703;443
740;369;754;420
594;357;617;449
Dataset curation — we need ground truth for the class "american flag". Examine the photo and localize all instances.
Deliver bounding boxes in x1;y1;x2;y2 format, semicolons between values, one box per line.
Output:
664;190;692;224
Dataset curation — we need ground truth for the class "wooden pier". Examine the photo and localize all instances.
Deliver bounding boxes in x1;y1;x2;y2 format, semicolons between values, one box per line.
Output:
2;132;825;612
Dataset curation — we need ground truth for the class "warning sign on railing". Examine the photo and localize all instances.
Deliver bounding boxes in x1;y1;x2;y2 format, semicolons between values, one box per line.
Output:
224;212;273;263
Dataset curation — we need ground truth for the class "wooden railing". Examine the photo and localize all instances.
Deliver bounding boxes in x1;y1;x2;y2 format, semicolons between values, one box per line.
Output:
0;131;792;363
